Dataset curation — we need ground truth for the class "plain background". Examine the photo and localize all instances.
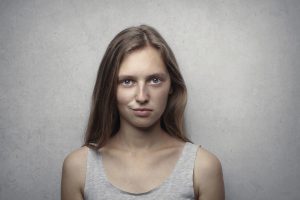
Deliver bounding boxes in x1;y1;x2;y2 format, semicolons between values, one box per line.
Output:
1;0;299;199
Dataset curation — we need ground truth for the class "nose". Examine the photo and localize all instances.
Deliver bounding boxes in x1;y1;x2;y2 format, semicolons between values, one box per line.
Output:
135;83;149;104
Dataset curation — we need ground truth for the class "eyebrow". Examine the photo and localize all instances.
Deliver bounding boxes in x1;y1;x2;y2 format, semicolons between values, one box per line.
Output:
118;73;168;80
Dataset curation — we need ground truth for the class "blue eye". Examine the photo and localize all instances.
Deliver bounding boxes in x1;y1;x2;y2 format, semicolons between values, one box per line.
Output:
121;79;134;86
150;77;161;85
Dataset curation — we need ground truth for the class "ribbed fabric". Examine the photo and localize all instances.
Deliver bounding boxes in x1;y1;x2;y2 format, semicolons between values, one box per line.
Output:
84;142;199;200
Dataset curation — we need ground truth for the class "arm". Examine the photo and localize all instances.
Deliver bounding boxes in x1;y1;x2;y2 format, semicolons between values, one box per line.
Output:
194;148;225;200
61;147;87;200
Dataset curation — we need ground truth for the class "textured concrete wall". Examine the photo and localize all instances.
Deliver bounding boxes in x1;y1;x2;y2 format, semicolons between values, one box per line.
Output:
1;0;299;199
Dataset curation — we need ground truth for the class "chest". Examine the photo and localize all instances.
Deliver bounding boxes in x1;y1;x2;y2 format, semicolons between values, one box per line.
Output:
100;148;182;194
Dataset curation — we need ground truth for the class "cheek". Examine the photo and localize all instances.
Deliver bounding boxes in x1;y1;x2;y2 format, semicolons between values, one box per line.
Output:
154;87;171;107
116;88;133;105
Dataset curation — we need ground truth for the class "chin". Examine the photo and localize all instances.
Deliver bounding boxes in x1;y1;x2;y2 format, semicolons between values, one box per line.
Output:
133;122;156;129
129;119;160;130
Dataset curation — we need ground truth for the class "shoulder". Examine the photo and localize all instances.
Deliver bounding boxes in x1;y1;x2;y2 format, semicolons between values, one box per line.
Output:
63;146;89;170
193;147;225;200
61;146;89;200
194;147;222;175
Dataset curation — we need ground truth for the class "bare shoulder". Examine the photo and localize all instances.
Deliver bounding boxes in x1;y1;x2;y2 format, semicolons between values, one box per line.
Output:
61;146;89;200
195;147;222;173
194;147;225;200
63;146;89;170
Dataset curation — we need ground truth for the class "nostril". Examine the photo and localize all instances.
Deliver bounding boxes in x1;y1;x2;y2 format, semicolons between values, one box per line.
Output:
136;96;148;103
136;92;149;104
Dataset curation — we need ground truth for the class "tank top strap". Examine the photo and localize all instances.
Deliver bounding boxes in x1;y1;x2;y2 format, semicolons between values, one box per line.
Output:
161;142;199;193
176;142;199;175
84;147;111;200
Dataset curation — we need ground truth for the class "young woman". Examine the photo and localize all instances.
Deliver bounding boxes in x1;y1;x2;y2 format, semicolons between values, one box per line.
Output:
61;25;225;200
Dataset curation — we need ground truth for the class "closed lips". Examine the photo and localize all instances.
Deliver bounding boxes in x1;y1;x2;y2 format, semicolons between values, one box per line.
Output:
132;108;152;111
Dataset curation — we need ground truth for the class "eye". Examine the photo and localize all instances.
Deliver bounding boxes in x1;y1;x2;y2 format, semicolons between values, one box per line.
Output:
150;77;162;85
120;79;134;87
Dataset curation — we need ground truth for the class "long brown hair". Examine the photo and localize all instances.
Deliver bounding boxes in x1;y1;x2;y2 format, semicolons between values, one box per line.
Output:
84;25;190;149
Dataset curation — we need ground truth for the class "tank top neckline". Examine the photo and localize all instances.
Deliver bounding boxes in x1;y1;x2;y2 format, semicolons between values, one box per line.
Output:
96;142;191;196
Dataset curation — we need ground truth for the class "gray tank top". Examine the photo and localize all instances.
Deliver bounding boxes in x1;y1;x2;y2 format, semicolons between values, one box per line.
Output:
84;142;199;200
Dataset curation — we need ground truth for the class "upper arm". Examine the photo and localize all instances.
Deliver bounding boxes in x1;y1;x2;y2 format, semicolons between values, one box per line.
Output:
61;147;88;200
193;148;225;200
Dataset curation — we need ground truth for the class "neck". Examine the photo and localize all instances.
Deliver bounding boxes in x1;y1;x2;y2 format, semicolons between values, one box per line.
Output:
114;122;168;151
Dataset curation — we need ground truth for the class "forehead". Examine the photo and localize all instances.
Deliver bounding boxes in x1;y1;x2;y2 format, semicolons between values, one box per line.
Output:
118;46;168;76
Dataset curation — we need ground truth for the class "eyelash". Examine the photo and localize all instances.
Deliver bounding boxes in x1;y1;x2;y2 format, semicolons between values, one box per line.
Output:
120;79;134;86
149;77;162;84
119;77;162;87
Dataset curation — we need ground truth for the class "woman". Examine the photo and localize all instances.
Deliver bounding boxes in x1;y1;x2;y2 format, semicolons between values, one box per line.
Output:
61;25;225;200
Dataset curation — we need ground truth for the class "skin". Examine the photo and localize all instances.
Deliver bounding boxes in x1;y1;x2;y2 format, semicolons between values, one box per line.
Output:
61;46;225;200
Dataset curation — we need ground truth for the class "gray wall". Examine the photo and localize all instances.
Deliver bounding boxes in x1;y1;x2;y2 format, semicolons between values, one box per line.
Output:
1;0;299;199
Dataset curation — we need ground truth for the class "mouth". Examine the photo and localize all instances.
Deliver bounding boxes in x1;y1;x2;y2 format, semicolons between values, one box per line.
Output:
132;108;153;111
131;108;153;117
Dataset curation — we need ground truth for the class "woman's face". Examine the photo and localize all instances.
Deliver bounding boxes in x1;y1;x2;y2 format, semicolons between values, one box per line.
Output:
116;46;171;129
